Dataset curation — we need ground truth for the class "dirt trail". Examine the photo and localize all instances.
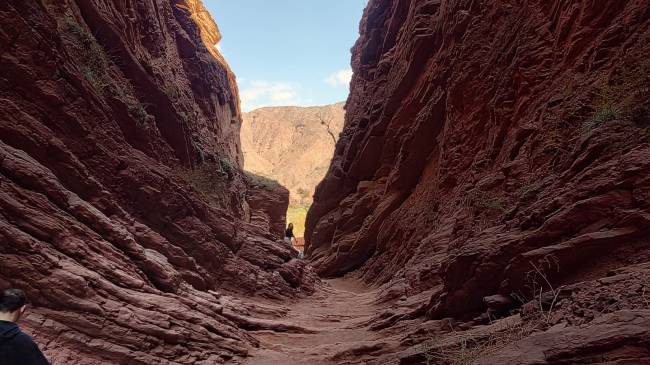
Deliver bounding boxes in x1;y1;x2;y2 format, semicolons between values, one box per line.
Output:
243;278;390;365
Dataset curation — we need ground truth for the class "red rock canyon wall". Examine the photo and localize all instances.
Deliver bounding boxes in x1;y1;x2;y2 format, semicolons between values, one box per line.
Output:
307;0;650;351
0;1;314;364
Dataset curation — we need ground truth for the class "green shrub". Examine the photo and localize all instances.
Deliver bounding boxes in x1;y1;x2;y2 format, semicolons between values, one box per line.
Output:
128;102;153;124
585;60;650;131
296;187;311;204
297;188;310;199
220;158;236;177
60;16;153;127
464;190;505;212
245;171;280;190
176;162;230;206
81;66;109;92
62;19;84;38
60;18;112;95
583;105;618;131
165;85;181;100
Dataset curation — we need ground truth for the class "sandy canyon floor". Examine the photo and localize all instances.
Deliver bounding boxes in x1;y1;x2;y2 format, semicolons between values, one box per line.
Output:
242;278;395;365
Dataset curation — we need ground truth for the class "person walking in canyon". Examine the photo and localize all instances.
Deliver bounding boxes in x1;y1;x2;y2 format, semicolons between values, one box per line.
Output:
0;289;50;365
285;223;303;257
285;223;296;245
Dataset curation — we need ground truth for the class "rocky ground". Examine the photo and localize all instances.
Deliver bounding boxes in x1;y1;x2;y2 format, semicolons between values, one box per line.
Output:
238;273;650;365
241;277;384;365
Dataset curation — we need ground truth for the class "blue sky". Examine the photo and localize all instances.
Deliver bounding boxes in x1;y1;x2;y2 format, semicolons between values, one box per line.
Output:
204;1;367;111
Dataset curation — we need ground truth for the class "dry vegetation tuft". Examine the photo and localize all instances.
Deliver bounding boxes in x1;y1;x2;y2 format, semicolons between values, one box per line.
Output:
462;189;506;213
59;16;153;124
584;60;650;131
420;317;543;365
421;256;564;364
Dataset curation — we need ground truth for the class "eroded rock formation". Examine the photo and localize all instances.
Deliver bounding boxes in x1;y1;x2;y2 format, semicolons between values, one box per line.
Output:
0;1;315;364
307;0;650;362
241;103;345;205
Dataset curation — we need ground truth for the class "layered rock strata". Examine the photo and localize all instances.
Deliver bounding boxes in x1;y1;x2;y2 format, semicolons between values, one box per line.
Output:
306;0;650;359
0;1;314;364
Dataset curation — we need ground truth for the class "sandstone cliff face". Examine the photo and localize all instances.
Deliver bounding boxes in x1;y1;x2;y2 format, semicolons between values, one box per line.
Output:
307;0;650;358
241;103;345;205
0;1;314;364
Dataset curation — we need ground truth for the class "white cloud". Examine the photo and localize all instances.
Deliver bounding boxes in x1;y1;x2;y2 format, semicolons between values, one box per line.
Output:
239;80;302;111
324;68;353;87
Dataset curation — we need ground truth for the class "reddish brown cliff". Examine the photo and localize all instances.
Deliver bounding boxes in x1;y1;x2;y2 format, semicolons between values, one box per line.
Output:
0;1;314;364
307;0;650;361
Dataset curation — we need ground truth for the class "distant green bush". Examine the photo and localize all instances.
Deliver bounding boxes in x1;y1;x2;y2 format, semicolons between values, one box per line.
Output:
286;205;310;237
296;187;311;205
220;158;236;178
245;171;280;190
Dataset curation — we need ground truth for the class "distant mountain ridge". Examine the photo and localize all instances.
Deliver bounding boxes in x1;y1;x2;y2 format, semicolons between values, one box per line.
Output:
241;102;345;205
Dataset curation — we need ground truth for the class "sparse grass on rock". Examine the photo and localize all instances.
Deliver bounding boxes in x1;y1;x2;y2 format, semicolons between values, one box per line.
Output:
59;16;153;124
420;316;544;365
583;60;650;131
176;162;230;206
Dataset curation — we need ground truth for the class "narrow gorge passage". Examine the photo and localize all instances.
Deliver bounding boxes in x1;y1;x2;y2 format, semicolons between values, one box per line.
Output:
243;278;390;365
2;0;650;364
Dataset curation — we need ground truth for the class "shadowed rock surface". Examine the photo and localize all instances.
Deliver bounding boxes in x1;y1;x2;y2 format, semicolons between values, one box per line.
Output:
241;103;345;205
305;0;650;363
0;1;316;364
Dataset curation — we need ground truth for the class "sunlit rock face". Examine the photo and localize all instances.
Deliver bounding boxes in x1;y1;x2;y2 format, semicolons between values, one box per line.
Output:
307;0;650;341
241;103;345;205
0;0;315;363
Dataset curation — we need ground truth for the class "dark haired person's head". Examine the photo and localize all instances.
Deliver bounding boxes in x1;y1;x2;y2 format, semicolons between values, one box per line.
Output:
0;289;49;364
0;289;27;322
